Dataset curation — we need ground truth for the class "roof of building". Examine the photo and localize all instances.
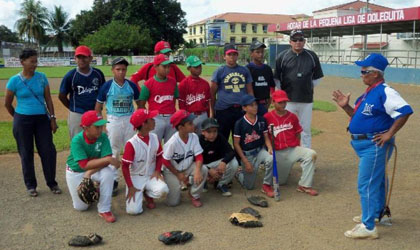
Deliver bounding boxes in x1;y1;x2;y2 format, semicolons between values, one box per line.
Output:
189;12;307;26
313;0;393;13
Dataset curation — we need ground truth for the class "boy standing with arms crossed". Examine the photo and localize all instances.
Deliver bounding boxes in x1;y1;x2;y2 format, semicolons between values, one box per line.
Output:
139;54;178;143
162;110;208;207
95;57;141;195
246;40;276;116
178;55;211;134
233;94;274;198
264;90;318;196
65;111;119;223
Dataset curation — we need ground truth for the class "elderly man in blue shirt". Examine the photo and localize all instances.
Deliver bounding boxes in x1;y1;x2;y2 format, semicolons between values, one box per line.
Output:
332;53;413;239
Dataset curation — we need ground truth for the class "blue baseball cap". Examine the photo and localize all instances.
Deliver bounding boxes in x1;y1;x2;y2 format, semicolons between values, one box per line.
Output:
240;94;256;106
355;53;389;72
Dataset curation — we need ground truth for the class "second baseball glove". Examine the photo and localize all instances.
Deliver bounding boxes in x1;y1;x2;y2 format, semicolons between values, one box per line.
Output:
229;213;263;228
247;195;268;207
158;231;193;245
240;207;261;218
77;177;99;205
68;233;102;247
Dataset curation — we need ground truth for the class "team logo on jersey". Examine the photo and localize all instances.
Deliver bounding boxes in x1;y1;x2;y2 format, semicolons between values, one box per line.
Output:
244;130;261;144
172;151;194;164
208;150;214;155
224;72;246;93
77;85;98;95
361;103;374;116
92;78;99;86
272;123;293;137
186;93;206;105
154;95;174;103
94;142;102;152
255;76;268;87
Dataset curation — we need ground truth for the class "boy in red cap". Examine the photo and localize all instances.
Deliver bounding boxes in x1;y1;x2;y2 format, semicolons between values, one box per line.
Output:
139;54;178;143
130;41;185;85
264;90;318;196
121;109;169;214
162;109;208;207
65;110;120;223
178;55;211;134
59;46;106;140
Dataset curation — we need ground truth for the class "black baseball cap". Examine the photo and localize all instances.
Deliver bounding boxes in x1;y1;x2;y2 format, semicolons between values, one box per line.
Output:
112;57;129;66
201;118;219;130
290;30;305;38
250;40;266;51
224;43;238;55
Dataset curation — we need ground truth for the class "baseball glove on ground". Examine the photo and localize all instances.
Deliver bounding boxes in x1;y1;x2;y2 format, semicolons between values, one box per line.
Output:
158;231;193;245
68;233;102;247
77;178;99;205
229;213;263;228
247;195;268;207
240;207;261;218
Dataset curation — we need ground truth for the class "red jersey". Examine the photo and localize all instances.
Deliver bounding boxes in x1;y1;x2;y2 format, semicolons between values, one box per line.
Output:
263;110;302;150
178;76;210;113
130;63;186;84
139;76;179;114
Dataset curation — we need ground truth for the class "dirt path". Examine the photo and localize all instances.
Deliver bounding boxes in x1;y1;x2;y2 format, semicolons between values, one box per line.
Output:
1;76;420;249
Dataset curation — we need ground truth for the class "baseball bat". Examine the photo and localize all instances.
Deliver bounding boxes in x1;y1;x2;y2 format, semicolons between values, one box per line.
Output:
270;124;281;201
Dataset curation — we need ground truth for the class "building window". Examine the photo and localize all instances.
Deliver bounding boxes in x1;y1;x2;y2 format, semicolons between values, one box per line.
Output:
199;38;203;44
189;28;192;35
200;26;203;34
263;25;267;33
252;24;257;33
241;37;247;44
241;24;246;33
193;39;197;44
193;27;196;35
252;37;257;42
230;23;235;33
230;37;236;44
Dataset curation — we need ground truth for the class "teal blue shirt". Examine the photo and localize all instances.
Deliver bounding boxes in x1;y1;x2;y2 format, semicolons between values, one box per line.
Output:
6;72;48;115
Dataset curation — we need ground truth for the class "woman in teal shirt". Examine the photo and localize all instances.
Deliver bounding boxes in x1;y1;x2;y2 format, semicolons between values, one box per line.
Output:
4;48;61;197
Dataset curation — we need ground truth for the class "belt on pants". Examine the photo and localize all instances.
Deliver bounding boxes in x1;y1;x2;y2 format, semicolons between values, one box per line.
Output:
256;99;267;104
350;130;388;140
159;114;172;117
192;111;206;115
243;146;262;157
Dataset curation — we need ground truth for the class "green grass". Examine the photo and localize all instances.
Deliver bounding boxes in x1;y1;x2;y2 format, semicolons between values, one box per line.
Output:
0;120;70;154
0;65;219;80
313;100;337;112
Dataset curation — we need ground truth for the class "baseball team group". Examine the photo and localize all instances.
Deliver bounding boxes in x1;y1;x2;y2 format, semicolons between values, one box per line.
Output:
4;29;413;240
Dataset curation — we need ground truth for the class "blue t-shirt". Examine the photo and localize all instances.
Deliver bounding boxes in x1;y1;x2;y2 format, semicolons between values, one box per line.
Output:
96;79;140;116
6;72;48;115
59;67;106;114
349;83;413;134
233;115;268;151
211;65;253;110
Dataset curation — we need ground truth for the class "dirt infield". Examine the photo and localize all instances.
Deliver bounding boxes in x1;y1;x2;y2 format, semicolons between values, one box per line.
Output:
1;76;420;250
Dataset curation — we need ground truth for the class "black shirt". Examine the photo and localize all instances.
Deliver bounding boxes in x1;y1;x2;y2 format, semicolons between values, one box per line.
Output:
246;62;275;100
274;49;323;103
199;134;235;164
234;115;268;151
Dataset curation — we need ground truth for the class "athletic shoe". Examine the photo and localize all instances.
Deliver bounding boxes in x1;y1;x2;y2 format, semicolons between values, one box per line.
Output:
202;181;208;193
112;181;118;197
188;193;202;208
353;215;379;223
296;185;318;196
50;186;62;194
99;212;116;223
144;193;156;209
344;223;379;239
261;184;274;198
27;189;38;197
217;185;232;197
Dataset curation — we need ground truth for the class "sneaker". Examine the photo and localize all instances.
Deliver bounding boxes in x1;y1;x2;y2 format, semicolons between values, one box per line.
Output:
99;211;116;223
261;184;274;198
112;181;118;197
217;185;232;197
344;223;379;239
50;186;62;194
296;185;318;196
144;193;156;209
27;189;38;197
188;193;202;208
353;215;379;223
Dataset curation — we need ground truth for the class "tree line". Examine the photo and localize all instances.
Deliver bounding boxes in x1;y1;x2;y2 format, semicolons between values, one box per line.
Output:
0;0;187;55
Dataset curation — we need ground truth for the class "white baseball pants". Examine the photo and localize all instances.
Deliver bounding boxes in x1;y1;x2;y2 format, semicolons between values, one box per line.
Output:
67;111;83;140
204;158;239;186
192;113;208;135
152;115;175;143
286;102;313;148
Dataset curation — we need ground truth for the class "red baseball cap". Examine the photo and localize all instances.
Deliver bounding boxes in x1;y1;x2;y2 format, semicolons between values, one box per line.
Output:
75;45;92;57
272;90;290;102
154;41;172;54
80;111;107;127
153;54;173;66
130;109;159;128
170;110;196;128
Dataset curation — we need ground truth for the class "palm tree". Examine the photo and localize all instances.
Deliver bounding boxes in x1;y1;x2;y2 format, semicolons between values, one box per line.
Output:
15;0;48;46
46;6;71;53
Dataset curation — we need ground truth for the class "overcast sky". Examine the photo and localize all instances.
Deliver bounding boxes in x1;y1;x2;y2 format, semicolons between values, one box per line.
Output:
1;0;419;32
